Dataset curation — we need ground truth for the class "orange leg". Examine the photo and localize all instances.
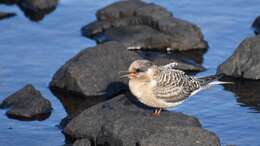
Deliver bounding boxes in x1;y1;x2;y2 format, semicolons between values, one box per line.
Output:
152;108;162;117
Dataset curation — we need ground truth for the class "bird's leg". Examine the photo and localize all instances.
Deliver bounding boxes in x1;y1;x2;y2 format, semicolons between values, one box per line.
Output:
156;108;162;116
152;108;161;117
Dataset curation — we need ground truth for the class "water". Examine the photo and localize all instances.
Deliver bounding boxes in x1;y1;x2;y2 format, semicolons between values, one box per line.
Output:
0;0;260;145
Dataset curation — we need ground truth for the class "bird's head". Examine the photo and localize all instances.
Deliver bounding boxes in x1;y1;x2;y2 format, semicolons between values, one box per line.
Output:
121;59;158;80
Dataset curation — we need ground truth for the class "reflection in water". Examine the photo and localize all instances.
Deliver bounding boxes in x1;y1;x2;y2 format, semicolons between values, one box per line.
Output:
222;77;260;112
50;86;111;128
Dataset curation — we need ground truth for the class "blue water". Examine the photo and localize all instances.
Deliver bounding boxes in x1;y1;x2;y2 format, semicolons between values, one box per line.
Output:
0;0;260;145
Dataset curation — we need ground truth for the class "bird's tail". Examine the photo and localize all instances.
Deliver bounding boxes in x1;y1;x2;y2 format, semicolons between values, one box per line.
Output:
198;74;232;87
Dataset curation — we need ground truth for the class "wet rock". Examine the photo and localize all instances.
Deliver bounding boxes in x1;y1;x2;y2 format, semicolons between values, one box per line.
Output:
73;139;91;146
0;11;16;20
252;16;260;35
64;93;220;146
217;35;260;79
18;0;58;21
50;41;205;100
0;84;52;121
81;0;207;51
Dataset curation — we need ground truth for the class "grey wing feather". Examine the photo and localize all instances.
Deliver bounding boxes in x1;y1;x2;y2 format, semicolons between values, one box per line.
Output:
162;62;179;70
153;68;200;102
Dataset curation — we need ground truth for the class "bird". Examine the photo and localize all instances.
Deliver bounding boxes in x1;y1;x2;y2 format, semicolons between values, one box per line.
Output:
122;59;228;116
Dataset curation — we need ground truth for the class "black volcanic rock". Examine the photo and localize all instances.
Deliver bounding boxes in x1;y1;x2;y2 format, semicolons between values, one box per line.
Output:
81;0;207;51
49;41;140;98
0;11;16;20
217;35;260;79
73;139;91;146
19;0;58;11
49;41;205;100
64;93;220;146
18;0;58;21
252;16;260;35
0;84;52;121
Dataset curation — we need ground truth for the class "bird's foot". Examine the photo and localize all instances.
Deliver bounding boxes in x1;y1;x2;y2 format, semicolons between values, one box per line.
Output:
152;108;162;117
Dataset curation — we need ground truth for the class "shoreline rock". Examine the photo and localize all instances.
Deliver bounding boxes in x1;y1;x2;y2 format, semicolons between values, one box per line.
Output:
50;41;205;101
0;84;52;121
81;0;208;51
217;35;260;80
64;93;220;146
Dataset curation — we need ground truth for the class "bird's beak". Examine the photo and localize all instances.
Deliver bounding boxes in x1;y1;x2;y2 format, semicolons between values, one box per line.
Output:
119;71;136;79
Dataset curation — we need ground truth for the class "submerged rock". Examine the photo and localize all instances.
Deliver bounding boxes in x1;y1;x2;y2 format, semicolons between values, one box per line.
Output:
252;16;260;35
0;84;52;121
81;0;207;51
0;11;16;20
217;35;260;79
64;93;220;146
50;41;205;101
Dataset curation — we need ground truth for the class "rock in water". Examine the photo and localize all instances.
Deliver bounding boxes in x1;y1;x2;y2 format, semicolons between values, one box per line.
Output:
0;11;16;20
64;93;220;146
50;41;205;100
49;41;140;98
217;35;260;80
81;0;207;51
18;0;58;21
252;16;260;35
0;84;52;121
19;0;58;11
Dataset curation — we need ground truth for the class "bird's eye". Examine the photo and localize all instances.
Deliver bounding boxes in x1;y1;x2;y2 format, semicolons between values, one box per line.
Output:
136;68;142;73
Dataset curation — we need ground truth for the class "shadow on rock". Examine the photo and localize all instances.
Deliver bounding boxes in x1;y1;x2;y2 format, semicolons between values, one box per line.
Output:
252;16;260;35
221;77;260;112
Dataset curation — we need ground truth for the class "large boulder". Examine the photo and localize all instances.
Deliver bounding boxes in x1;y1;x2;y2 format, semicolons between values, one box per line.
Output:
252;16;260;35
217;35;260;79
64;93;220;146
50;41;205;100
0;11;16;20
0;84;52;120
81;0;207;51
49;41;140;98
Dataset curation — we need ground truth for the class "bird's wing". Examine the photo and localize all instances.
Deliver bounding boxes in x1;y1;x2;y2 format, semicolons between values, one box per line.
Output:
162;62;179;70
153;68;200;103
